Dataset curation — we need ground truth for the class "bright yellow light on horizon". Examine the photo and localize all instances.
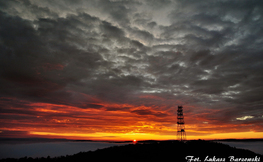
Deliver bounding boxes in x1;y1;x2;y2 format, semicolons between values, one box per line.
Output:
29;131;263;141
203;131;263;140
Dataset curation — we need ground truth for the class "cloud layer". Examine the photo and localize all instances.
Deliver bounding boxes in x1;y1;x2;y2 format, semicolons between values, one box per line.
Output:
1;0;263;139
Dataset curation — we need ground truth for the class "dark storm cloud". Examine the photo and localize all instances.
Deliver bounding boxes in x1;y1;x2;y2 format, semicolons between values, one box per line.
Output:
0;11;104;105
0;0;263;132
0;2;143;106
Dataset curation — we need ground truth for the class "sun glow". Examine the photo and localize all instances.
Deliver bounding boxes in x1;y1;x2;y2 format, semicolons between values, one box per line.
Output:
28;131;263;141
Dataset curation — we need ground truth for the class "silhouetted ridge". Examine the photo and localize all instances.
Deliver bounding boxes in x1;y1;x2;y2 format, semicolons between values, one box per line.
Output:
1;140;262;162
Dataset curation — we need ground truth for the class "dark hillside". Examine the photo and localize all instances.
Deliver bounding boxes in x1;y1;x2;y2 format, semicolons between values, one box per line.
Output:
1;140;262;162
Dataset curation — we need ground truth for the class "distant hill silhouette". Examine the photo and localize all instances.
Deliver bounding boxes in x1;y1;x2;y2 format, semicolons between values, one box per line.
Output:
1;140;262;162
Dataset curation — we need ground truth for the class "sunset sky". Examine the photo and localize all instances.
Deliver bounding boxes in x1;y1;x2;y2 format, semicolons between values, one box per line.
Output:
1;0;263;141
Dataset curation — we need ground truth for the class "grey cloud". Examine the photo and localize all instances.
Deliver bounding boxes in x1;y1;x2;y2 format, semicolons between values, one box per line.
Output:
0;10;109;105
1;0;263;129
100;21;125;39
147;21;157;28
0;0;59;20
128;27;155;44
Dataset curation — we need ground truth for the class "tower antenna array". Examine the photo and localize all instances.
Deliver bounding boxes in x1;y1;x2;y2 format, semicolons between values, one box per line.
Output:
177;105;186;141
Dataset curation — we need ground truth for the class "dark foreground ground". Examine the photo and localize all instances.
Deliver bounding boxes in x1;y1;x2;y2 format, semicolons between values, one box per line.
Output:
1;140;262;162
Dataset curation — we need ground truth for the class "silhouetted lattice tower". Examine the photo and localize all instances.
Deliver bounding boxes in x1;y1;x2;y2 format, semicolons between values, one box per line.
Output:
177;105;186;141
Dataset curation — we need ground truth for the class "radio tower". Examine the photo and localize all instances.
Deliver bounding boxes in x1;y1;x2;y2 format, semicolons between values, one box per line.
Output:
177;105;186;141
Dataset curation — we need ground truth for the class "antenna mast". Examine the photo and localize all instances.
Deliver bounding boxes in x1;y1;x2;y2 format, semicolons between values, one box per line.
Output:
177;105;186;141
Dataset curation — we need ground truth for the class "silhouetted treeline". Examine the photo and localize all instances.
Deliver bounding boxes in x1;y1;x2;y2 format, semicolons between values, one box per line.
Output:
1;140;262;162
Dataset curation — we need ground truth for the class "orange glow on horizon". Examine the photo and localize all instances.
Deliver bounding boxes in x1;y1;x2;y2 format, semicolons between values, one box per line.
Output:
27;131;263;141
1;98;263;141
